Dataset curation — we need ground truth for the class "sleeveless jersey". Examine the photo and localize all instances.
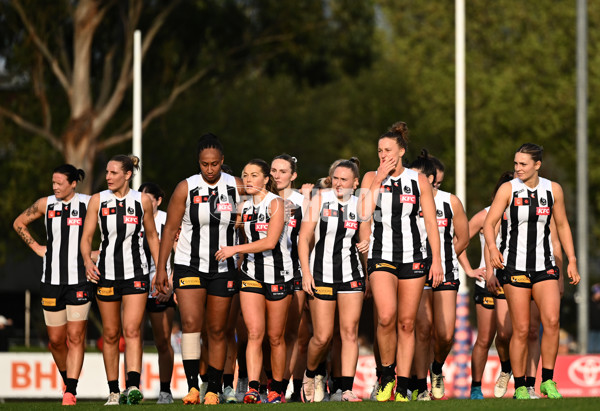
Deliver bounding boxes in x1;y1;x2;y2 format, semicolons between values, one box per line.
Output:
475;207;490;288
174;173;239;275
369;168;427;263
97;189;148;280
435;190;459;281
42;193;90;285
310;190;363;284
241;192;293;284
499;178;555;272
142;210;172;284
285;190;305;275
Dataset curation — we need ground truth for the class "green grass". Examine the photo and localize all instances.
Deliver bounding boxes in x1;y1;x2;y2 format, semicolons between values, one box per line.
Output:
0;398;597;410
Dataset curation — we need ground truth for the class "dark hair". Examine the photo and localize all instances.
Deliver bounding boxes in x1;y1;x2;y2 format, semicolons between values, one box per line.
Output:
53;164;85;184
331;157;360;180
516;143;543;163
110;154;140;177
272;153;298;175
221;164;234;175
430;155;445;173
197;133;224;159
245;159;277;194
491;171;514;201
138;182;165;201
409;149;437;183
380;121;409;150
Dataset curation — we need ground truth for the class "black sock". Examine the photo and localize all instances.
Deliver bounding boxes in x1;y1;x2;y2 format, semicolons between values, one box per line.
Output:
249;380;260;391
514;376;526;389
206;366;224;394
471;380;482;388
127;371;140;388
238;366;248;379
59;370;68;386
182;359;200;391
408;375;417;391
431;360;444;375
293;379;302;394
417;378;427;393
376;367;381;380
65;378;78;395
200;373;208;383
282;379;289;393
501;360;512;374
526;376;536;387
541;368;553;382
223;374;234;389
259;384;267;394
331;377;340;392
270;379;284;394
340;376;354;392
265;369;273;380
396;376;409;397
380;363;396;385
160;381;171;394
306;367;317;379
108;380;120;394
316;361;327;376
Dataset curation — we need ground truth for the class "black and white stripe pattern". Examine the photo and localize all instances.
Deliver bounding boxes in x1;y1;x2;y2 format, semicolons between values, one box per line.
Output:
285;190;305;275
97;189;148;280
368;168;428;263
475;206;490;288
142;210;170;284
434;190;459;282
241;192;293;284
310;190;363;284
500;177;555;272
174;173;239;274
42;193;90;285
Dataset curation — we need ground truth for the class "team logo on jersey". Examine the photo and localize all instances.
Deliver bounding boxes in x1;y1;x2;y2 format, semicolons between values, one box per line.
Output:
127;206;134;215
102;207;116;216
322;209;339;217
97;287;115;296
510;275;531;284
118;201;124;207
540;197;547;206
123;215;139;224
67;217;82;226
349;212;356;220
242;280;262;289
41;298;56;307
404;186;412;194
400;194;416;204
217;203;233;212
288;218;297;227
436;209;443;217
536;207;550;216
255;223;269;231
513;198;530;206
220;194;228;202
259;214;265;221
72;210;78;217
344;220;358;230
179;277;201;287
315;286;333;296
437;218;448;227
380;185;392;193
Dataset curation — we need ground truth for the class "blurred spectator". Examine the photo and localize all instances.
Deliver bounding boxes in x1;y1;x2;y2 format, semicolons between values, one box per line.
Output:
0;315;13;351
589;283;600;353
171;321;182;354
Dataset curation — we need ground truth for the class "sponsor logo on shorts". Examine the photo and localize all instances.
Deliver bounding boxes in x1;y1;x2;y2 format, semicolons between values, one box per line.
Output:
315;286;333;296
536;207;550;216
510;275;531;284
227;281;235;289
242;280;262;289
134;281;145;289
67;217;82;226
413;262;424;271
497;286;505;295
513;198;530;206
97;287;115;296
437;218;448;227
483;296;495;306
350;281;363;288
375;262;397;270
271;284;283;292
179;277;201;287
123;215;139;224
400;195;416;204
344;220;358;230
288;218;297;227
217;203;232;212
547;268;557;276
41;298;56;307
255;223;269;232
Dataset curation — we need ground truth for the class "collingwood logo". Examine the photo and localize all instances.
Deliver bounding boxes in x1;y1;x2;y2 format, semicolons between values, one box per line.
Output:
540;197;547;206
220;194;227;202
127;206;134;215
349;212;356;220
436;209;443;217
72;210;78;217
404;186;411;194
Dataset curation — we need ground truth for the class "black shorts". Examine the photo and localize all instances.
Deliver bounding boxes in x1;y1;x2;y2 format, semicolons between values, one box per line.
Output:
239;273;293;301
473;285;495;309
96;276;149;302
292;270;303;291
40;281;95;312
146;294;176;313
173;264;237;297
424;278;460;291
311;278;365;301
497;266;560;289
367;258;429;279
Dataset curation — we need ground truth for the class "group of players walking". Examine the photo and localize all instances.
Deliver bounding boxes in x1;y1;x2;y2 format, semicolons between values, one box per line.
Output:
13;121;580;405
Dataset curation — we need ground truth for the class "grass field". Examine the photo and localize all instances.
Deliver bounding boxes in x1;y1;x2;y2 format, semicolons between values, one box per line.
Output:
0;398;597;410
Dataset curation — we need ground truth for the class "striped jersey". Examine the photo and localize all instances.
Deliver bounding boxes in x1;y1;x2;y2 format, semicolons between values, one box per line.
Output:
142;210;171;284
97;189;148;280
475;207;490;288
499;177;555;272
241;192;293;284
285;190;305;275
435;190;459;281
174;173;239;275
310;190;363;284
369;168;428;263
42;193;90;285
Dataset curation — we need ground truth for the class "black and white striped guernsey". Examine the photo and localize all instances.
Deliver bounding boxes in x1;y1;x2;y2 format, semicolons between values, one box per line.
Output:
475;206;490;288
310;190;363;284
369;168;428;263
499;177;555;272
142;210;171;284
434;190;459;282
241;192;293;284
285;190;305;275
174;173;239;274
42;193;90;285
97;189;148;280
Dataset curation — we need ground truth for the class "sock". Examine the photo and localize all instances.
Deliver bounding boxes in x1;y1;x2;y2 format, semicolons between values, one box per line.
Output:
501;360;512;374
376;367;381;380
200;373;208;383
249;380;260;391
182;359;200;391
408;375;417;392
259;384;267;394
59;370;67;385
160;381;171;394
340;376;354;392
127;371;140;388
293;379;302;394
396;376;409;397
270;379;284;394
265;369;273;380
380;363;396;385
526;376;536;387
206;366;224;394
223;374;234;389
65;378;78;396
316;361;327;376
471;380;482;388
514;376;526;389
108;380;120;394
331;377;340;392
541;368;553;382
431;360;444;375
417;378;427;393
282;378;289;393
306;367;317;379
